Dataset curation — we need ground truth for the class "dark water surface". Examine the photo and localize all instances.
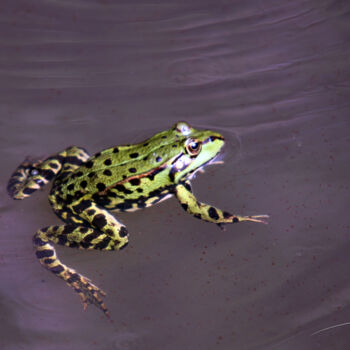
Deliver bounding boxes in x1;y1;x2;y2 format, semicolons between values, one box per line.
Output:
1;1;350;349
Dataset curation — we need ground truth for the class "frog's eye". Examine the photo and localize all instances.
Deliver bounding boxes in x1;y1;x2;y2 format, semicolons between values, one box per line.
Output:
185;139;202;156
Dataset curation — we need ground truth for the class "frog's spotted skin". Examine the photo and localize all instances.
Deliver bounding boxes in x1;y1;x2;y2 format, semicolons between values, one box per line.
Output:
7;121;268;317
8;146;90;200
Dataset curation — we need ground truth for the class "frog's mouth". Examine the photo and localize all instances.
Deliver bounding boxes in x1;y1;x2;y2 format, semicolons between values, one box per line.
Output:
187;151;225;180
203;134;226;167
208;152;225;166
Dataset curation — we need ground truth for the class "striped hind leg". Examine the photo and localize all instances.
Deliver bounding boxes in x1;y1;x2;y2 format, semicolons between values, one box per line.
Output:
33;223;127;317
7;146;90;200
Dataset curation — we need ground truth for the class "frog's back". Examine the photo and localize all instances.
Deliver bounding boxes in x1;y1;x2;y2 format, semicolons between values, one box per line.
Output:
53;133;183;210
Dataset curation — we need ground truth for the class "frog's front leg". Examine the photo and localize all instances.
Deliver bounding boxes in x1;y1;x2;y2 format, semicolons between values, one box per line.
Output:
175;181;268;225
33;202;129;317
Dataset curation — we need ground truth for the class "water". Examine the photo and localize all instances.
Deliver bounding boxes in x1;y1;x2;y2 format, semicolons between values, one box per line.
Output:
1;0;350;349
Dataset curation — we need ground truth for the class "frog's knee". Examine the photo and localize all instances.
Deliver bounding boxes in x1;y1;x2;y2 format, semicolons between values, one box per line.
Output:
111;227;129;250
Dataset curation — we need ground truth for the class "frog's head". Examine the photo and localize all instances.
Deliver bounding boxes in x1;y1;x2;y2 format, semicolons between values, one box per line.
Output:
170;121;225;183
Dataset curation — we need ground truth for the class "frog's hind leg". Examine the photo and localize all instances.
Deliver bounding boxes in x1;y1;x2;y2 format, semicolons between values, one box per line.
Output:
33;225;113;317
175;180;269;225
7;146;90;200
33;206;129;317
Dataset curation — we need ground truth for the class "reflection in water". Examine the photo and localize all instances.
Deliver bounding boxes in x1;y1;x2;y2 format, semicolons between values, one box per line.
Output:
1;0;350;349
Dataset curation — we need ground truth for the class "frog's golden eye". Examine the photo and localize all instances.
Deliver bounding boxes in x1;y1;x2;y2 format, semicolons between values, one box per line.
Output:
185;139;202;156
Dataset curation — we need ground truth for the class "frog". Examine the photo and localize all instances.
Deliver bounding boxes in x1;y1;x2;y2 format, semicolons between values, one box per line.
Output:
7;121;268;317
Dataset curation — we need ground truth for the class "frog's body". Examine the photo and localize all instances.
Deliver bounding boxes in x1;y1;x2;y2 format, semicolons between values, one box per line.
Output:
7;122;268;317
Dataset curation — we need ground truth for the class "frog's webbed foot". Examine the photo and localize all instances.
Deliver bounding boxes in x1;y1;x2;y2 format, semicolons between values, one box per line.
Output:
8;146;90;200
7;157;48;199
65;270;110;318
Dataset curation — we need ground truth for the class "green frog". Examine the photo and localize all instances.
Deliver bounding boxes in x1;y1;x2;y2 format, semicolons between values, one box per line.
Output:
7;121;268;317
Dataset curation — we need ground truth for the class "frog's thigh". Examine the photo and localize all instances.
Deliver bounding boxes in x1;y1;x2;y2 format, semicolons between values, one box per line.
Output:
35;224;127;252
175;181;238;224
69;199;129;249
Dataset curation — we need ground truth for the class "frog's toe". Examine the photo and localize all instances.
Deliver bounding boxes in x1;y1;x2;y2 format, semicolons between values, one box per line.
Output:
68;272;110;317
79;275;107;296
242;215;269;224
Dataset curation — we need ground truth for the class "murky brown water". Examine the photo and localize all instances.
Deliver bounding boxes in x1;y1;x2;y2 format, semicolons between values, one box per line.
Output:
1;1;350;349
